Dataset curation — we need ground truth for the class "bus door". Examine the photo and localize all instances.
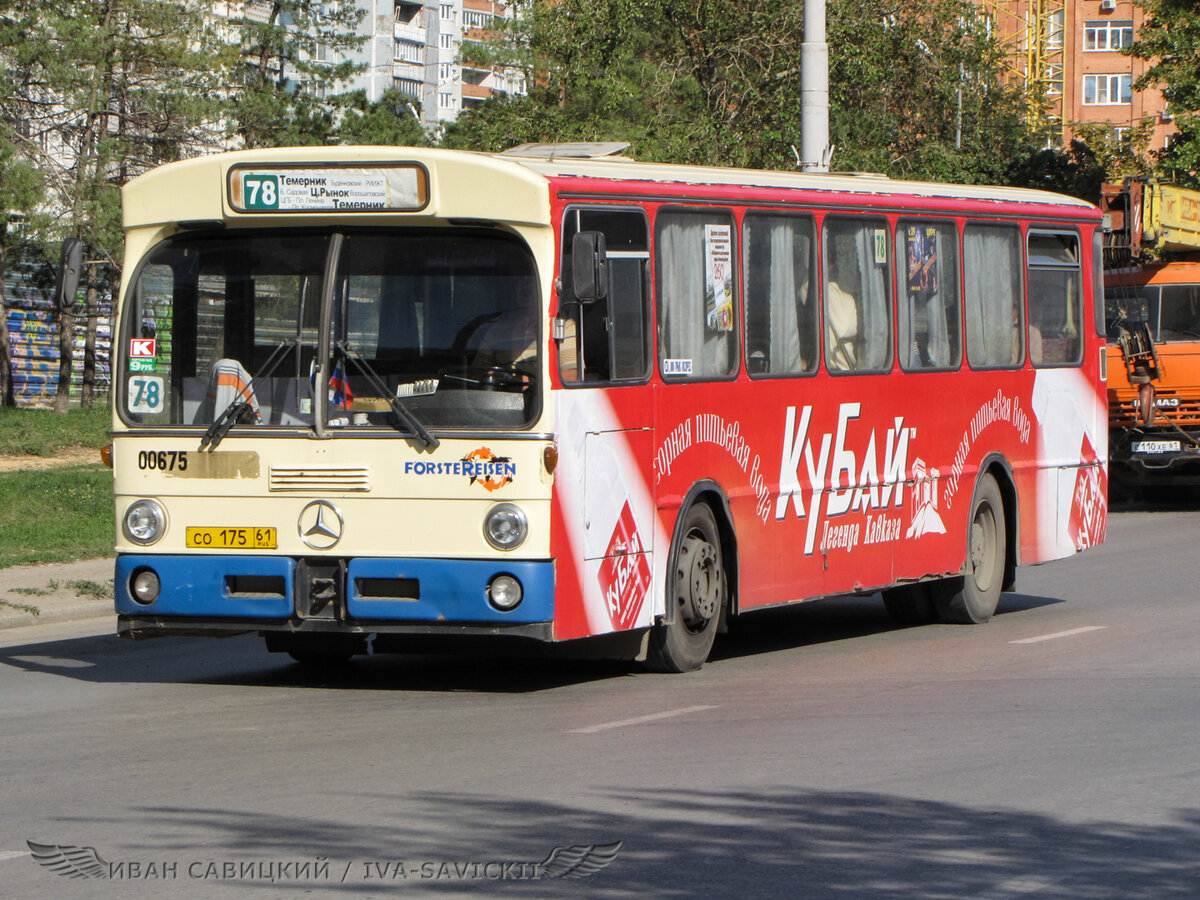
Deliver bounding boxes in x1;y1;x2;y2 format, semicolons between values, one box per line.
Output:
556;207;657;632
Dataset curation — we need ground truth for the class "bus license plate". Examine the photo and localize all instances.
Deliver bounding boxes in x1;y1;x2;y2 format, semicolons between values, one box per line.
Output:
1131;440;1180;454
186;527;277;549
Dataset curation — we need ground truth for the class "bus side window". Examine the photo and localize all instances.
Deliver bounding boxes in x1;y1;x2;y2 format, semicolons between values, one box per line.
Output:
822;217;892;373
964;223;1023;369
559;207;651;383
1027;231;1082;367
896;221;961;371
656;208;738;380
744;212;818;376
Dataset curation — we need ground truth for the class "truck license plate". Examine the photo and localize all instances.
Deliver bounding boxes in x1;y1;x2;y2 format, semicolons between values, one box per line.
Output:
1131;440;1180;454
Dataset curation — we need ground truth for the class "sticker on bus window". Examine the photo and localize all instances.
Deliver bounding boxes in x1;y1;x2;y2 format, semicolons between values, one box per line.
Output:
704;223;734;333
128;375;164;414
874;228;888;265
663;359;694;376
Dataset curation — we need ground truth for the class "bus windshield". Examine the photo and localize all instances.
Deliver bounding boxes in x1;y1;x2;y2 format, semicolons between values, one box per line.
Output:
122;228;541;431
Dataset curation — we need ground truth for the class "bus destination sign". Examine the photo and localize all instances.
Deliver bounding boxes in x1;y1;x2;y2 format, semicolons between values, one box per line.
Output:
228;165;427;213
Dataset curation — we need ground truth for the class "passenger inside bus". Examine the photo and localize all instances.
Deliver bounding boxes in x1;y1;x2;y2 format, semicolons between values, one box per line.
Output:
825;279;859;370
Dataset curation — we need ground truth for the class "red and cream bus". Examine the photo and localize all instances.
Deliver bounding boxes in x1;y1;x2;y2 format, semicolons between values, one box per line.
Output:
111;143;1107;671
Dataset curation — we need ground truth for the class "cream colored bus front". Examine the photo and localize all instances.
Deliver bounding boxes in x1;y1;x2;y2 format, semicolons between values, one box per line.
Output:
112;149;558;652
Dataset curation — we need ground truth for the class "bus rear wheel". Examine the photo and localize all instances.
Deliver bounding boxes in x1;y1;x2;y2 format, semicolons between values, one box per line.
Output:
646;503;724;673
932;473;1005;624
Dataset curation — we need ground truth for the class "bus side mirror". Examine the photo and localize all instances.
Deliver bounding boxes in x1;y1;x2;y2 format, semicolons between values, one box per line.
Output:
55;238;83;311
571;231;608;301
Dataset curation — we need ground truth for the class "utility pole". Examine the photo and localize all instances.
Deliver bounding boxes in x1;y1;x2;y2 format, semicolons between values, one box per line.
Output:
800;0;832;172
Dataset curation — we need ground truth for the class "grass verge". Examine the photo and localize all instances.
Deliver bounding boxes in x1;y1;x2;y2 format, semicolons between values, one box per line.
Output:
0;465;113;567
0;405;110;456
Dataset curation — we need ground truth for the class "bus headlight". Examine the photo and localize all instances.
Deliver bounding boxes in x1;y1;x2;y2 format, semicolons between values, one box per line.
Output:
123;499;167;545
487;574;523;611
483;503;527;551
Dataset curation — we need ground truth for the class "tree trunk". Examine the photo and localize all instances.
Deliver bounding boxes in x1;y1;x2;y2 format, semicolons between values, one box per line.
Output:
81;275;98;407
0;243;14;407
53;301;74;413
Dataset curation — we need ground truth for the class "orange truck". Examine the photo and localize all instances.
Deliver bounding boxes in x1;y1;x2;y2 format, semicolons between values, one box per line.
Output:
1101;178;1200;494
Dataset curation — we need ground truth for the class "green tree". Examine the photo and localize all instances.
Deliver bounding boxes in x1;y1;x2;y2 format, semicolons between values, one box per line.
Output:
827;0;1038;183
1003;139;1108;204
447;0;1038;183
0;144;42;407
226;0;369;148
330;90;431;147
1128;0;1200;186
1;0;226;408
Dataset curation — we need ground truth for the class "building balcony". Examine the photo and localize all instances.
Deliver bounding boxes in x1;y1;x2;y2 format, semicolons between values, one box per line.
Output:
394;20;424;43
392;59;424;80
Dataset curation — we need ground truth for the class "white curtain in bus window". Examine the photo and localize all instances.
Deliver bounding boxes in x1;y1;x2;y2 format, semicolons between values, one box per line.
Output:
897;222;961;371
1027;232;1082;367
743;214;817;376
657;211;737;378
964;224;1023;368
822;218;891;372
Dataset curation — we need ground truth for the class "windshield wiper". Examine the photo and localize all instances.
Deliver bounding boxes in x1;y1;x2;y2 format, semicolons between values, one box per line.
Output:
199;339;295;452
336;340;439;450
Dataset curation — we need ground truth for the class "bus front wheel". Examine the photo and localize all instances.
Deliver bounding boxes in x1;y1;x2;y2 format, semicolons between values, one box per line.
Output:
932;473;1006;624
646;503;724;673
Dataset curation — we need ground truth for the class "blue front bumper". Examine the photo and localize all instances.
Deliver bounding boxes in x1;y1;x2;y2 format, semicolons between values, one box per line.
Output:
114;554;555;627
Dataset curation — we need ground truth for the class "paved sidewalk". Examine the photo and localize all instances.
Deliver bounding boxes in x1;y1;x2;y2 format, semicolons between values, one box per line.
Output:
0;558;115;629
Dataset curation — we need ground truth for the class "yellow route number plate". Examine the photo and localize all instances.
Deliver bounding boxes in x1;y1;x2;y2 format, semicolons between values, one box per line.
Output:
186;527;277;550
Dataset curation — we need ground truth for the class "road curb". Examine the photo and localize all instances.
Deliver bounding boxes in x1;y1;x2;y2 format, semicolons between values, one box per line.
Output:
0;558;115;631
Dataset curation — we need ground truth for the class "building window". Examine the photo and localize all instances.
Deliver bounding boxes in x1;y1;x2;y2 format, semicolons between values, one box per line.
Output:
1083;73;1132;105
439;33;454;49
1084;20;1134;51
438;91;455;109
464;10;491;29
1047;9;1064;49
395;42;422;63
393;78;422;98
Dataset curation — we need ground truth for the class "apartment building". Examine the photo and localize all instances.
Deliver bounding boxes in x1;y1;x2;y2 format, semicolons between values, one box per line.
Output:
346;0;525;130
979;0;1176;152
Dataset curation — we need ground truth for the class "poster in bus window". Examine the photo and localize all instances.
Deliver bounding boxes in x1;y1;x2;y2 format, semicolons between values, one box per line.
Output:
906;225;938;297
704;224;734;333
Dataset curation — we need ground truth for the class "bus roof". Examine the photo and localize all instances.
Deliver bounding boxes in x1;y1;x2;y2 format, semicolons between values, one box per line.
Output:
122;145;1098;232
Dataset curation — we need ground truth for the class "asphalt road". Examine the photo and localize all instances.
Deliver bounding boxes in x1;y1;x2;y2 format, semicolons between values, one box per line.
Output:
1;506;1198;898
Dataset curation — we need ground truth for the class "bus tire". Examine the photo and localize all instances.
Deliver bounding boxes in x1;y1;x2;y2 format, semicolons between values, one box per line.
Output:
882;583;935;625
646;503;724;673
932;473;1006;624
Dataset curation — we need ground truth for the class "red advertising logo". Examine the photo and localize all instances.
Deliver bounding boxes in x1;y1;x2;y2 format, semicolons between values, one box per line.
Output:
597;501;651;630
129;338;156;358
1068;434;1107;551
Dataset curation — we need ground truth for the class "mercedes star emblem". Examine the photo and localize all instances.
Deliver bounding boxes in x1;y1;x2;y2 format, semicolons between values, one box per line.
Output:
298;500;344;550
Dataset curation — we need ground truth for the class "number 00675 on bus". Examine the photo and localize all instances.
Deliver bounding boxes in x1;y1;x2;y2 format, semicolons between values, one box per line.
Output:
185;527;277;549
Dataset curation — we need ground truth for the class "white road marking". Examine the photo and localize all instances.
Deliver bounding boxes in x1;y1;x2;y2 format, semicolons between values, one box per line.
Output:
7;655;95;669
1010;626;1107;644
571;704;718;734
